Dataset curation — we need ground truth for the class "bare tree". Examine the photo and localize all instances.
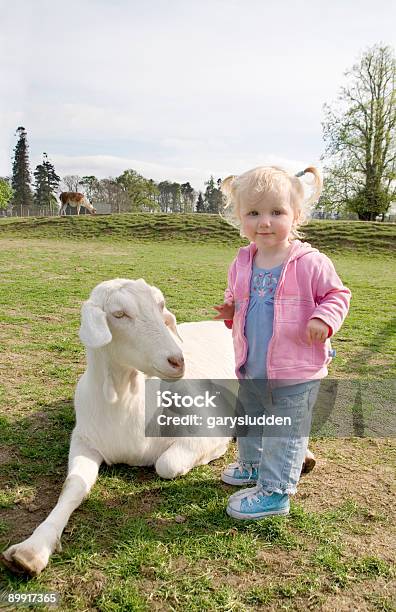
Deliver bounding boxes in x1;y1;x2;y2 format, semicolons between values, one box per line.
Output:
99;178;130;213
321;44;396;220
62;175;82;192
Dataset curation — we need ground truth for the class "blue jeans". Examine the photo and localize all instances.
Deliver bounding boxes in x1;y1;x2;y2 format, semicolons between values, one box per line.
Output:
236;379;320;495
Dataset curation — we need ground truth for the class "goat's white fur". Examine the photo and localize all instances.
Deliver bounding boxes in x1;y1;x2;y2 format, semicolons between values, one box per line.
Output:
1;278;233;576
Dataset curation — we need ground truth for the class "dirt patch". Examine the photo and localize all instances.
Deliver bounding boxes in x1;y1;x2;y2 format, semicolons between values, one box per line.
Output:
0;446;19;466
0;477;64;546
317;577;396;612
342;527;395;565
296;438;395;515
100;486;162;516
48;567;108;610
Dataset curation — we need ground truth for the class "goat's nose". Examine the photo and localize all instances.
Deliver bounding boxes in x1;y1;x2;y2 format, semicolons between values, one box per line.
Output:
167;355;185;370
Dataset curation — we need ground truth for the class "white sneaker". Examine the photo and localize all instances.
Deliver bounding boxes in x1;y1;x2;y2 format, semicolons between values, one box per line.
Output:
227;487;290;520
221;462;259;486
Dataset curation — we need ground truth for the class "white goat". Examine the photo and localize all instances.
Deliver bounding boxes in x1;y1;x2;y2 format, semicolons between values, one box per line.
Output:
1;278;233;576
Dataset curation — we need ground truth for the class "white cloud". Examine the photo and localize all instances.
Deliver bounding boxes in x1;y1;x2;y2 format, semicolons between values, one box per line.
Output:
53;153;202;185
50;151;316;193
1;0;395;190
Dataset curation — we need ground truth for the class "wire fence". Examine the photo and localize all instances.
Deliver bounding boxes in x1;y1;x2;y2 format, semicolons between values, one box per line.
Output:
1;207;395;222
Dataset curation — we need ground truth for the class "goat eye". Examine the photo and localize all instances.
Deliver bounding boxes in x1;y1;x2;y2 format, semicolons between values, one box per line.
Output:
112;311;126;318
159;301;165;311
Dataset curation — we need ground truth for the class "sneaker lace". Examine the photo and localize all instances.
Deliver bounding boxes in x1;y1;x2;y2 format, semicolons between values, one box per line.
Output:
246;487;271;506
238;463;258;479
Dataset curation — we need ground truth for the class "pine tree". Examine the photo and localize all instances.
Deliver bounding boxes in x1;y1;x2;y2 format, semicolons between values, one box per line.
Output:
196;192;205;213
34;153;61;213
11;127;33;214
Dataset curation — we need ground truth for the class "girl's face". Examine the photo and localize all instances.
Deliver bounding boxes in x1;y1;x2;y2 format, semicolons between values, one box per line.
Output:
239;190;297;249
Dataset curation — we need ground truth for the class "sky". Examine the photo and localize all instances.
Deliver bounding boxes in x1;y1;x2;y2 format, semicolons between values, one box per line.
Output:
1;0;395;193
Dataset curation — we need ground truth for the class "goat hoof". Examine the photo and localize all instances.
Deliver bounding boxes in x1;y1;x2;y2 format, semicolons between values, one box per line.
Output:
301;455;316;475
1;543;50;577
1;551;42;577
1;552;31;576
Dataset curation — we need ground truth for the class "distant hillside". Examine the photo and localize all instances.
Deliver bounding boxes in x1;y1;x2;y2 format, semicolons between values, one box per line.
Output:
0;213;395;252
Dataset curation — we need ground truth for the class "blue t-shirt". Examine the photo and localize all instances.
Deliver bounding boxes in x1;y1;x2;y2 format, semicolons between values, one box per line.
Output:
241;263;283;379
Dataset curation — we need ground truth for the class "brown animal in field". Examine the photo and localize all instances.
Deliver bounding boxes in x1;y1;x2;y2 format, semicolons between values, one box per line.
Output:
59;192;97;216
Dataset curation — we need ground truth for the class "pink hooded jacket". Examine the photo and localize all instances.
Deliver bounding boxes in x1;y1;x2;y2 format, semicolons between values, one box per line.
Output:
224;240;351;381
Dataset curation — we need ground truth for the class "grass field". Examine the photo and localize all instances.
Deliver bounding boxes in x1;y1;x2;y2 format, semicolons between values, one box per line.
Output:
0;216;395;611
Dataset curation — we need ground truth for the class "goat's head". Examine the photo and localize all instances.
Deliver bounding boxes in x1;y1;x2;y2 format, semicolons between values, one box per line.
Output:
79;278;184;379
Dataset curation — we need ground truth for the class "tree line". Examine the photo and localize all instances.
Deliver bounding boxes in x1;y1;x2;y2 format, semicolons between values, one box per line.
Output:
1;44;394;221
0;130;224;216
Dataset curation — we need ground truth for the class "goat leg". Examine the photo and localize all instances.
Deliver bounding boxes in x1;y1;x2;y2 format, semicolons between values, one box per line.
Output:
1;433;102;576
155;439;229;479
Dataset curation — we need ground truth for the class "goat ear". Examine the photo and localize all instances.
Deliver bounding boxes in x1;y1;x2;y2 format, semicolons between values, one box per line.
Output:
164;307;183;342
79;300;112;348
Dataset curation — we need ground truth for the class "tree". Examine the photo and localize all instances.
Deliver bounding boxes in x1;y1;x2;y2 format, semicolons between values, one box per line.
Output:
157;181;173;212
0;178;13;212
147;179;161;212
169;182;182;212
180;182;196;213
11;126;33;214
62;175;82;192
196;191;205;213
34;153;60;213
116;169;159;212
203;176;224;213
97;178;130;213
321;44;396;220
316;161;358;217
80;176;100;202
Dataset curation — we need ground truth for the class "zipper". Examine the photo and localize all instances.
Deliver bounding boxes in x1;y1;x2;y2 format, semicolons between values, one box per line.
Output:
266;251;294;384
238;260;254;373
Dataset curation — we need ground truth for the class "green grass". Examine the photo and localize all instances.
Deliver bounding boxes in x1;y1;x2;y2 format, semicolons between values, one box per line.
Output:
0;218;395;610
1;213;395;252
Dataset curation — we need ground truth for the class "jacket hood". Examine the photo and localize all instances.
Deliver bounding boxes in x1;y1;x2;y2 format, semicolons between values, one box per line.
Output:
287;240;319;262
243;240;319;266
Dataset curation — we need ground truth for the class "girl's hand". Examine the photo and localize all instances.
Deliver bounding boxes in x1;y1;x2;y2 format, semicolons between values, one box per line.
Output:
306;318;330;344
213;302;235;320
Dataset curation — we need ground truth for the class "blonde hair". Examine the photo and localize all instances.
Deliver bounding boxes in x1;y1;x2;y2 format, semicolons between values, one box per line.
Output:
221;165;322;239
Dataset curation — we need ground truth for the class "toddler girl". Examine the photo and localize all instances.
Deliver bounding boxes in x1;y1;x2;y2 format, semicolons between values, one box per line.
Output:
214;166;351;520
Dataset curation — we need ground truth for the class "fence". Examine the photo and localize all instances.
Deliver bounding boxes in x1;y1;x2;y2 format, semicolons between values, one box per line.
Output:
1;207;395;222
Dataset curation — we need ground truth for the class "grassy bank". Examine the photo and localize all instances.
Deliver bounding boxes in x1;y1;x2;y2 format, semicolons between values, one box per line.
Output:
0;213;395;253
